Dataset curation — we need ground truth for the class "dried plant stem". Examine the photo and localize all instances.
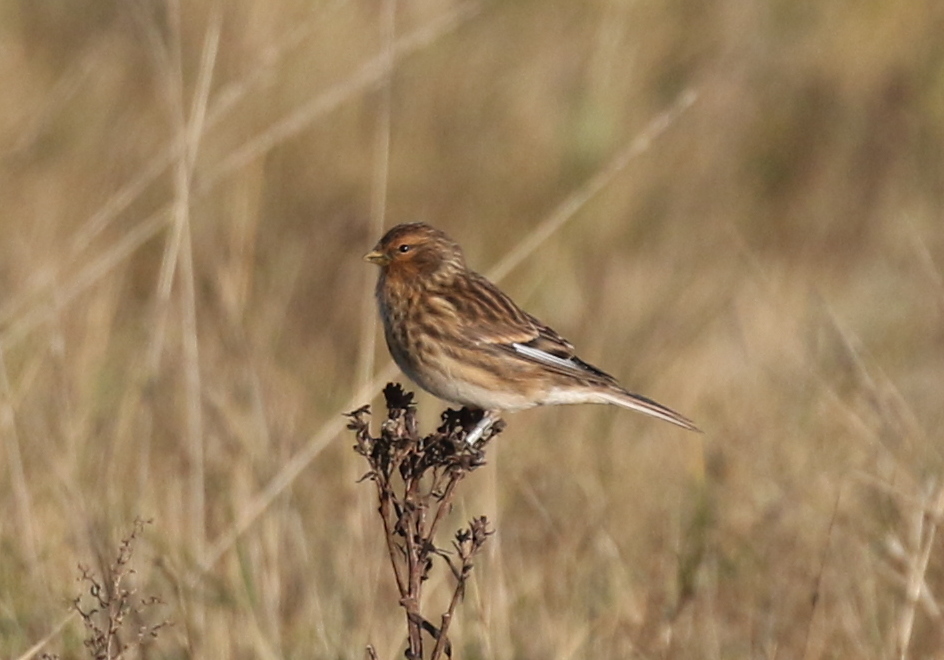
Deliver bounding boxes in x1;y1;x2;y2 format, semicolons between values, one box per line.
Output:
348;384;499;659
897;483;944;660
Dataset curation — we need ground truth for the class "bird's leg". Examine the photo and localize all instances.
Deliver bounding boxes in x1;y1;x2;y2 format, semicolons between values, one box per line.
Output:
465;410;499;446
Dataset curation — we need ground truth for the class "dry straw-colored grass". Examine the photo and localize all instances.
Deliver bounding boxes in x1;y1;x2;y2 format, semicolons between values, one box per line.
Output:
2;0;943;658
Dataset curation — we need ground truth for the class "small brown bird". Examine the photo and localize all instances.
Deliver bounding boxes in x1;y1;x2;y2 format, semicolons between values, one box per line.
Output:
365;222;698;442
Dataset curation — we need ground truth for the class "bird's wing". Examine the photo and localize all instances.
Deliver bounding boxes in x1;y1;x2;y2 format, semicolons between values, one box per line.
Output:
508;322;619;384
438;271;618;384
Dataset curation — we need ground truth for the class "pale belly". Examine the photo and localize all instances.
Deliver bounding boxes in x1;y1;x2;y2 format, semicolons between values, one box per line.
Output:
390;340;538;411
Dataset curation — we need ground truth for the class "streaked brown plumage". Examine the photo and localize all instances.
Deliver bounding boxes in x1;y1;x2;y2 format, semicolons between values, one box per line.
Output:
365;222;698;441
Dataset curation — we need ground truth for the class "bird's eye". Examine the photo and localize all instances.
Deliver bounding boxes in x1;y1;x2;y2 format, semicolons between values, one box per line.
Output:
398;244;411;253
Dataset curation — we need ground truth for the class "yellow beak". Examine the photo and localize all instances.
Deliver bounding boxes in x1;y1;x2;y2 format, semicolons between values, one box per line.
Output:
364;250;389;265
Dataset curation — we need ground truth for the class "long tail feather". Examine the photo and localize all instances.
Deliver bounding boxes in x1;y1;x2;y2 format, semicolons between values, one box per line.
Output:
600;389;700;432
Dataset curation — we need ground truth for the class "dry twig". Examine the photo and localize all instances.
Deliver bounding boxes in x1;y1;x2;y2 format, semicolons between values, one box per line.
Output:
347;384;500;659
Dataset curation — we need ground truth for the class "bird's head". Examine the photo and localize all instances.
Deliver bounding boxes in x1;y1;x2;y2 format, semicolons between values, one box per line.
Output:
364;223;466;282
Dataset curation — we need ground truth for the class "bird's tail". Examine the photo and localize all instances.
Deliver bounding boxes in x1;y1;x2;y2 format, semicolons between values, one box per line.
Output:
598;387;700;432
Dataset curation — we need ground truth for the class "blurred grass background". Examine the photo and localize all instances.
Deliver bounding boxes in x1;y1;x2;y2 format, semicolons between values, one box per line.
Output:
2;0;944;658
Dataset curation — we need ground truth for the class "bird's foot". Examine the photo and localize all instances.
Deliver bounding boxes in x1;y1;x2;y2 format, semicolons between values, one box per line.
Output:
465;410;501;446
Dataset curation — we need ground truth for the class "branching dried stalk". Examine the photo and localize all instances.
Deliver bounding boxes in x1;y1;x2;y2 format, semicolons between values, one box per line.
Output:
348;383;500;660
43;519;171;660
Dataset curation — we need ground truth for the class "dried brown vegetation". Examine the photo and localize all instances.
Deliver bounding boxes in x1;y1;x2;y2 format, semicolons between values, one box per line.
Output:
40;520;169;660
348;383;498;659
